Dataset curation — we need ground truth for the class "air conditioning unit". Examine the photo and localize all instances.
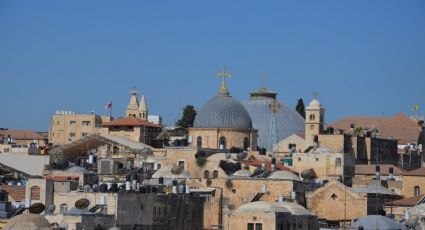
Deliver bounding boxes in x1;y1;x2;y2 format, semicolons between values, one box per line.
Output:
98;159;120;175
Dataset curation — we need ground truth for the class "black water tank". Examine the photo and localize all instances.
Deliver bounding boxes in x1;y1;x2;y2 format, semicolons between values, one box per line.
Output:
98;184;108;193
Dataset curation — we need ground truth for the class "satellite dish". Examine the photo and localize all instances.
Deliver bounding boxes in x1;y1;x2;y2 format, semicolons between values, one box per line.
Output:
29;203;45;214
171;166;184;175
75;198;90;209
46;204;56;215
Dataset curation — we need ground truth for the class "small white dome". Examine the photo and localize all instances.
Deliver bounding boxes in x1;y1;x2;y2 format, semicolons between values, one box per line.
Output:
307;99;321;109
232;169;253;177
237;201;288;214
268;171;301;181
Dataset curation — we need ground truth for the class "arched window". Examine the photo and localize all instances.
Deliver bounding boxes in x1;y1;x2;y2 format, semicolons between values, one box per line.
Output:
414;186;421;196
243;137;249;150
204;170;209;179
310;114;315;121
113;146;119;154
197;136;202;149
219;136;226;150
213;170;219;179
60;203;68;214
30;186;40;200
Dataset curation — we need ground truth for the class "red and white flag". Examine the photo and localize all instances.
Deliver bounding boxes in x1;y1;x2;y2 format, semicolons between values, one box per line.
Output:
105;101;112;110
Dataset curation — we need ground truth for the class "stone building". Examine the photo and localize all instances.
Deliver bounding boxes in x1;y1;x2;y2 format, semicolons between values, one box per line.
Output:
188;68;257;151
401;167;425;198
0;129;48;148
125;87;148;120
290;147;355;184
230;201;318;230
49;111;111;145
101;117;162;147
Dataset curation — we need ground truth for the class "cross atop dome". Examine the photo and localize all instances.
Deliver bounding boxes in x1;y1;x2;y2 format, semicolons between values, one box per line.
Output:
216;66;232;96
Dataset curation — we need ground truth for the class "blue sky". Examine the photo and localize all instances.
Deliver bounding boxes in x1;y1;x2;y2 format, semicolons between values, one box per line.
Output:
0;1;424;131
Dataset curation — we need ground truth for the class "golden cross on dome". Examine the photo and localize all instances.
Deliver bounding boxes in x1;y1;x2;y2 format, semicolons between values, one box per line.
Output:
313;91;319;99
216;66;232;95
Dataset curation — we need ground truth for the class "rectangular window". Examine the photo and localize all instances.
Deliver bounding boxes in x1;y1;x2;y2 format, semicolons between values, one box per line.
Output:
69;121;76;126
298;157;301;162
82;121;91;126
222;198;229;207
316;158;319;162
56;121;60;125
69;133;76;137
336;158;342;167
247;223;254;230
178;161;185;168
255;223;263;230
82;133;89;137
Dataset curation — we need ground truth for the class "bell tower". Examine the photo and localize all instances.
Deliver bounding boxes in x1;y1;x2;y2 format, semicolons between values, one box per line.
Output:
138;94;148;121
126;87;139;118
305;92;325;148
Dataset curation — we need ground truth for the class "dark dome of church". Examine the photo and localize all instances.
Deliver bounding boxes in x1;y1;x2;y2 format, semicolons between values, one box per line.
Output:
242;88;305;150
194;95;253;129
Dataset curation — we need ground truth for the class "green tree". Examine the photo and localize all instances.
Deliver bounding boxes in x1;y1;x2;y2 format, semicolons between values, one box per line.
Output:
176;105;197;128
295;98;306;119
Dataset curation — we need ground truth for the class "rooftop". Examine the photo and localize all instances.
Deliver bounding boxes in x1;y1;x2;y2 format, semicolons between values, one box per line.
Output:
0;130;46;140
331;113;420;142
102;117;162;128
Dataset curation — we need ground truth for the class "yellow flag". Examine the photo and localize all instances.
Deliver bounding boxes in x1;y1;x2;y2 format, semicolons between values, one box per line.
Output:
413;104;419;111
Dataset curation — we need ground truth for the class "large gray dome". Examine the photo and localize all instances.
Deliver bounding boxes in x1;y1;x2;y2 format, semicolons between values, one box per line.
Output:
242;90;305;150
194;95;253;129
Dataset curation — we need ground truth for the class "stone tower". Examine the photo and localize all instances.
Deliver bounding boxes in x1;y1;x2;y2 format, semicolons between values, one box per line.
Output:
126;87;139;118
305;93;325;148
138;94;148;121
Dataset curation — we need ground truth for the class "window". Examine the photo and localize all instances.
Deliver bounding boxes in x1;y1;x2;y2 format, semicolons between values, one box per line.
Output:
60;204;68;214
310;114;315;121
178;161;185;168
335;158;342;167
56;121;60;125
298;157;301;162
69;121;76;126
415;186;421;196
197;136;202;148
219;136;226;149
316;158;319;162
30;186;40;200
69;133;76;138
82;133;89;138
113;146;119;154
82;121;91;126
204;170;209;179
222;198;229;208
243;137;249;150
213;170;219;179
247;223;254;230
255;223;263;230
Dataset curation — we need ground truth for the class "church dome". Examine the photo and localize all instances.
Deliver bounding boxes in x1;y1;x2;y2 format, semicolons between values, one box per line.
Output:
3;213;51;230
307;99;321;109
194;95;253;129
242;89;305;150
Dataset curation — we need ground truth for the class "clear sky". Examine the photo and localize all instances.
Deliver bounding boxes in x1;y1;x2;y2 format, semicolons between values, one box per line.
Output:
1;1;424;131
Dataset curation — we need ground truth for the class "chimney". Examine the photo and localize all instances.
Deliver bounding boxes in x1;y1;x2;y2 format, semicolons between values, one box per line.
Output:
388;167;395;181
132;174;138;191
88;153;94;164
278;194;284;203
375;165;381;180
125;175;131;191
271;158;276;172
291;191;297;203
172;180;178;194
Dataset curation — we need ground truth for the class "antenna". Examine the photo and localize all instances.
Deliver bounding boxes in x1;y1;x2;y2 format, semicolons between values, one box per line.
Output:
75;198;90;209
